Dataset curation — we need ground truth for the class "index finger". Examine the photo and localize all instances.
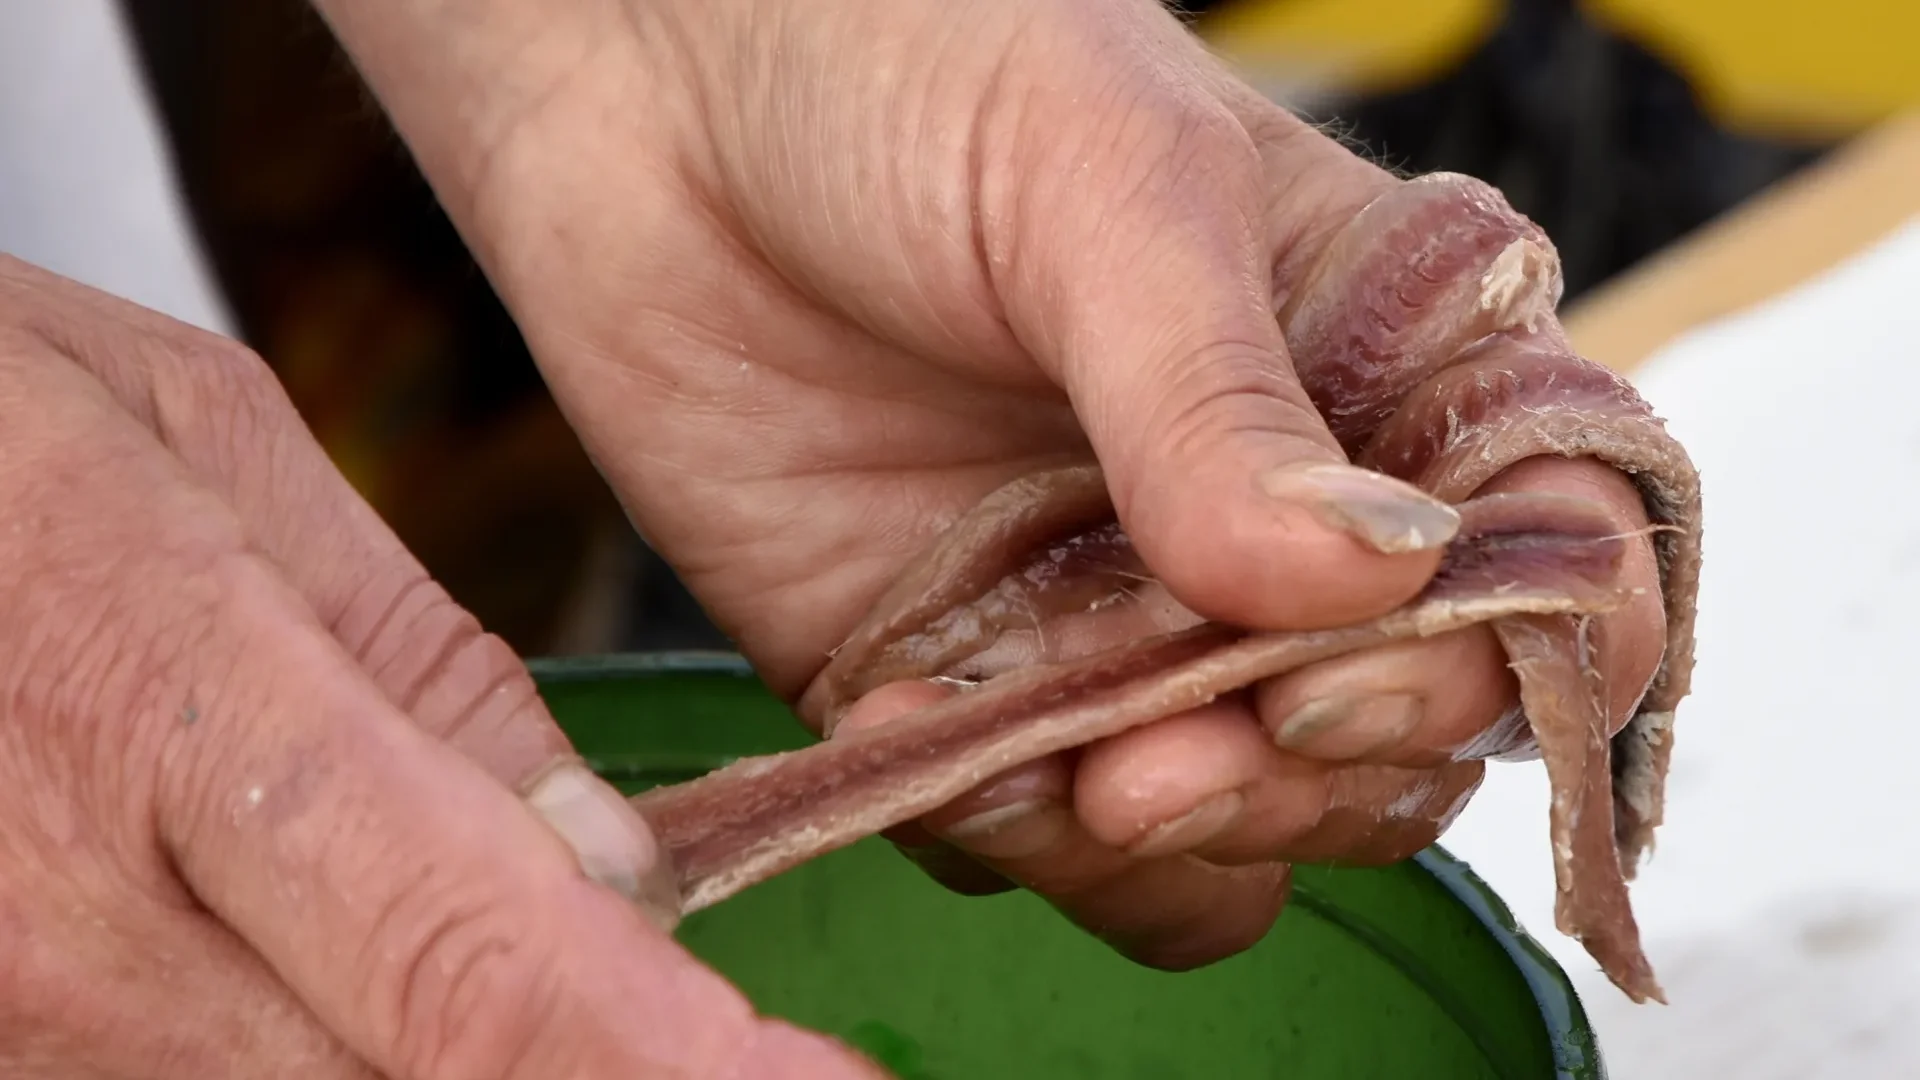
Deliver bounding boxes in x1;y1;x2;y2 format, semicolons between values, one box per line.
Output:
0;356;880;1080
4;259;576;782
1250;456;1668;770
1;259;656;908
158;588;882;1079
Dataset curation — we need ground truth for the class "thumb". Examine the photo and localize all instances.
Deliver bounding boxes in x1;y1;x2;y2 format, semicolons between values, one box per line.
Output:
990;72;1458;630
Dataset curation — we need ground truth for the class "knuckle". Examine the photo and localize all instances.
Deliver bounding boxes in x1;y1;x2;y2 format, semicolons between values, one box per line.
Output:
338;571;556;779
991;18;1263;240
167;330;278;394
155;335;300;456
1126;341;1321;466
0;261;293;451
338;574;491;713
1076;90;1263;247
0;454;253;833
94;551;277;844
1151;100;1265;195
1089;47;1261;201
0;406;306;847
370;877;570;1080
419;630;550;768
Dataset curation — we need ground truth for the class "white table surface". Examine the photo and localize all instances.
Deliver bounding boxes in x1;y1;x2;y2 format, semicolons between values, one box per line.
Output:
1443;215;1920;1078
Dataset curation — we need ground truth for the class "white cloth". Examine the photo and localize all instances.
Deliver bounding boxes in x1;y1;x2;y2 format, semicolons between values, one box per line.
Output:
1445;215;1920;1078
0;0;231;333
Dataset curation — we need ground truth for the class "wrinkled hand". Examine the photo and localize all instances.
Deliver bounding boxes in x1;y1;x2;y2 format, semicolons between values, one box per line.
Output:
0;260;878;1077
322;0;1667;968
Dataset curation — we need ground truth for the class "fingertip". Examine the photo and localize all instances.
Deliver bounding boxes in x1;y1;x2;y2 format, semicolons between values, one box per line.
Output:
1186;764;1330;866
523;760;683;930
1266;692;1427;761
1071;707;1335;868
1475;456;1668;731
841;680;1061;890
1071;703;1273;852
1255;627;1516;766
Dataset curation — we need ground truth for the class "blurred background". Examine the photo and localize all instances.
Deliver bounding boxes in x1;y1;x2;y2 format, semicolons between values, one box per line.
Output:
6;0;1906;664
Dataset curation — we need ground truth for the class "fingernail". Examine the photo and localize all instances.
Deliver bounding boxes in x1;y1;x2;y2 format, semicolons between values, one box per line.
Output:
942;798;1067;860
1125;790;1245;859
946;799;1046;839
1260;463;1460;554
1272;693;1425;760
524;761;683;931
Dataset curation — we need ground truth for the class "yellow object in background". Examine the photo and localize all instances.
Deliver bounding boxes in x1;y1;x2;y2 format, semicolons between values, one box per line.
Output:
1197;0;1501;97
1587;0;1919;138
1198;0;1920;137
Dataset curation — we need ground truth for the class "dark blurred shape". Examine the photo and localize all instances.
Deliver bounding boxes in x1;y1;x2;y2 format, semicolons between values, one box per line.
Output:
1187;0;1836;302
118;0;637;655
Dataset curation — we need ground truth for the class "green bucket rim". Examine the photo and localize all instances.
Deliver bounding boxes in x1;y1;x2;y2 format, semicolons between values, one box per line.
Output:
528;651;1607;1080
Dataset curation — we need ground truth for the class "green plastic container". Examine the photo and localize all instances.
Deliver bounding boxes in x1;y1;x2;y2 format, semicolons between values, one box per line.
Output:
530;653;1607;1079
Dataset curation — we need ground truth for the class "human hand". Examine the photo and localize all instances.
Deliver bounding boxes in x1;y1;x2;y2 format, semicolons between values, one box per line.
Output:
316;0;1667;968
0;258;880;1077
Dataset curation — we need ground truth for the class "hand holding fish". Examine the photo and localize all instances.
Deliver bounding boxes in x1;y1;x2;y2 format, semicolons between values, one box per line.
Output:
321;0;1690;993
